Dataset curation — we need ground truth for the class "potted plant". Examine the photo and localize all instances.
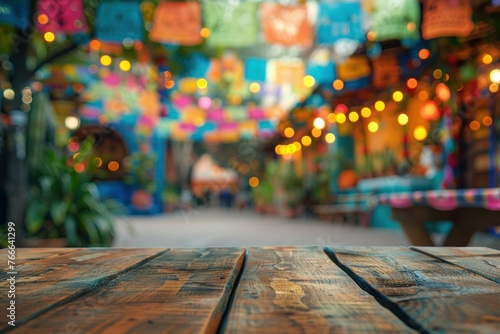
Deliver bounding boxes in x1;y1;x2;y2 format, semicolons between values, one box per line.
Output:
24;137;126;247
163;181;180;212
125;147;157;210
278;163;304;218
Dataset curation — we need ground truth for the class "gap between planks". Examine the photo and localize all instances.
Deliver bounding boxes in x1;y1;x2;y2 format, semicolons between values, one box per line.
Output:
322;247;430;334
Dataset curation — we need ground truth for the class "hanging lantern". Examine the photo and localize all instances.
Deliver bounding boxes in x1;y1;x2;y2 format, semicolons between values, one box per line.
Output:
420;100;440;120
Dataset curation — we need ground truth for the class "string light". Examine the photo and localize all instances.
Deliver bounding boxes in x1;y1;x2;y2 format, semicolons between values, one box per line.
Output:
336;113;347;124
470;120;480;131
374;101;385;111
406;78;418;89
482;53;493;65
301;136;312;146
325;133;336;144
196;78;208;89
398;113;409;125
200;27;211;38
313;117;325;129
490;69;500;83
312;128;322;138
284;127;295;138
483;116;493;126
436;83;450;102
119;60;131;72
249;82;260;93
418;48;430;60
368;121;379;133
333;79;344;90
249;177;259;187
100;55;112;66
44;32;55;43
393;91;403;102
348;111;359;122
303;75;315;88
327;113;336;123
108;161;120;172
414;126;428;141
361;107;371;118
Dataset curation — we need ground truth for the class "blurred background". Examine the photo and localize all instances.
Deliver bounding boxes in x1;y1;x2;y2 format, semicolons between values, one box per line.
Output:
1;0;500;248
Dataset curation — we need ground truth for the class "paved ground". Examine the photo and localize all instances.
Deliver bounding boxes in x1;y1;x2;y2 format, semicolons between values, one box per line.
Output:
113;207;500;249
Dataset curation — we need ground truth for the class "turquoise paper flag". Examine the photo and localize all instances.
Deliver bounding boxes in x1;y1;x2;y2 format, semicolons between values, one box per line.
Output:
0;0;30;30
370;0;420;41
306;61;336;85
317;2;365;45
95;0;144;42
245;58;267;82
203;0;258;48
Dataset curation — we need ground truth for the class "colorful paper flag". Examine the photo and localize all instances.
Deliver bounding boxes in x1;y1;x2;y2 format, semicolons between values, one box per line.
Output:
0;0;30;30
370;0;420;41
260;4;312;47
149;1;202;46
316;2;365;45
37;0;87;34
245;58;267;82
203;0;258;48
95;0;143;42
422;0;474;39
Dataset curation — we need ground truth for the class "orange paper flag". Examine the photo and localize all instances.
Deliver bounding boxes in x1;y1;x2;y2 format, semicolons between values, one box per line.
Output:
260;4;312;47
149;1;202;46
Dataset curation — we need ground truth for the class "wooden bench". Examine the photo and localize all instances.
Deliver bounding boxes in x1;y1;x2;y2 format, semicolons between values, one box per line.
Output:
4;246;499;333
314;192;377;226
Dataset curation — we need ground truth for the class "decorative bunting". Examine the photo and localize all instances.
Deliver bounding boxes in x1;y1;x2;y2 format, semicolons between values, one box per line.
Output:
370;0;420;41
203;0;258;48
95;0;144;42
149;1;202;46
371;53;400;89
421;0;474;40
274;59;305;88
306;61;336;85
0;0;30;30
245;58;267;82
337;56;371;82
316;2;365;45
260;4;312;47
37;0;87;34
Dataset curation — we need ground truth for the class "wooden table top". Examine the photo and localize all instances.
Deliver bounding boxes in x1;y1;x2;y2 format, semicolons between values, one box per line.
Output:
1;246;499;333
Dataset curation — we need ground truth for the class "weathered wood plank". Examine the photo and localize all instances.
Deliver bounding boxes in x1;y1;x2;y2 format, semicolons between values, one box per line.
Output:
224;246;414;333
1;248;81;267
327;246;500;333
0;248;167;332
411;247;500;284
13;248;245;334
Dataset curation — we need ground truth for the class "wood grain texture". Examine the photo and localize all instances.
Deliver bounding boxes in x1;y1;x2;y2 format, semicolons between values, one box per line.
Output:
13;248;245;334
0;248;167;332
1;248;81;266
412;247;500;284
224;246;414;333
328;246;500;334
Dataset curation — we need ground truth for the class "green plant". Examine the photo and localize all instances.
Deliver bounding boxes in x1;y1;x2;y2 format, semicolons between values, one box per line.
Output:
125;150;157;193
252;177;273;206
278;163;304;207
25;137;126;246
163;181;180;203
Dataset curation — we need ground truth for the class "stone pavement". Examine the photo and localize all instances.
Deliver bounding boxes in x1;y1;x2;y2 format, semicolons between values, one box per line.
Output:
113;207;500;249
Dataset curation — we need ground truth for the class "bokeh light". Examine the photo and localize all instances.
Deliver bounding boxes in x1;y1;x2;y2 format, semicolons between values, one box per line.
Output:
361;107;371;118
249;177;259;188
333;79;344;90
313;117;326;129
393;91;403;102
374;101;385;111
301;135;312;146
325;133;336;144
119;60;131;72
312;128;322;138
303;75;315;88
418;48;430;60
413;126;428;141
284;127;295;138
407;78;418;89
336;113;347;124
44;32;55;43
470;120;481;131
483;116;493;126
348;111;359;122
196;78;208;89
249;82;261;93
398;113;409;125
100;55;112;66
108;161;120;172
368;121;379;133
